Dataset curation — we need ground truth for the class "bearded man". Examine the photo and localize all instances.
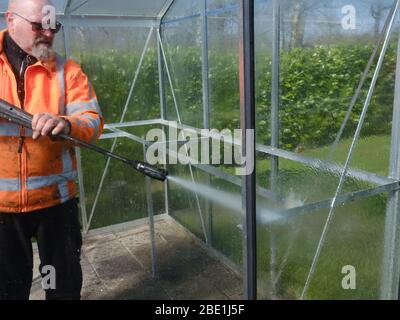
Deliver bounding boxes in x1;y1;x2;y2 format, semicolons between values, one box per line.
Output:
0;0;103;300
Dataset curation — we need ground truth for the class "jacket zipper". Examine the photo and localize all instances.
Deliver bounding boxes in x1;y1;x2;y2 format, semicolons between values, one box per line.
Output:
19;59;27;212
0;69;4;99
17;126;27;211
18;136;25;153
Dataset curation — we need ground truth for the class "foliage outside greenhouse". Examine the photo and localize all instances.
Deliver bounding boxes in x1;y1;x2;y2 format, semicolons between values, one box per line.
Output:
81;43;396;152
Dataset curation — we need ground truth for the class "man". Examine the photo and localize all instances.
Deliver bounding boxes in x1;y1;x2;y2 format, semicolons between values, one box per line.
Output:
0;0;103;300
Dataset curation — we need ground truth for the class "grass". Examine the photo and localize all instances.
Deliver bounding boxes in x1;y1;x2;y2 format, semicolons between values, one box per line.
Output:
256;134;391;177
302;135;391;177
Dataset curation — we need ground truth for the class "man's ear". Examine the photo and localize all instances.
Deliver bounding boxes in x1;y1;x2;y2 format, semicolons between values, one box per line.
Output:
5;12;15;32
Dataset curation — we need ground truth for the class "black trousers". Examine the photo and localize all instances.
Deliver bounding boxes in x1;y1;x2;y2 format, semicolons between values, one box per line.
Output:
0;198;82;300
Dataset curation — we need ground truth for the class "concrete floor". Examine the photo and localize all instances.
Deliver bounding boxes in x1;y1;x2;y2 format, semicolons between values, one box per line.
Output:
29;214;243;300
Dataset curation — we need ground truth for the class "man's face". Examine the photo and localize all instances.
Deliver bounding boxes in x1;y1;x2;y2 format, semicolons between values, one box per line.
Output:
6;0;56;62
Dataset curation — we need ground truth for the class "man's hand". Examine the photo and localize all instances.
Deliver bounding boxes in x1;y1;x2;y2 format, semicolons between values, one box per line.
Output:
32;113;70;140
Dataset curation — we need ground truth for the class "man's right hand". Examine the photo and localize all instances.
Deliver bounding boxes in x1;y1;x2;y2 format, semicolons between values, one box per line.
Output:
31;113;71;140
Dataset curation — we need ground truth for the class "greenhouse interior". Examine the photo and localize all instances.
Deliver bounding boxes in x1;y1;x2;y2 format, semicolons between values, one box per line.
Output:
2;0;400;300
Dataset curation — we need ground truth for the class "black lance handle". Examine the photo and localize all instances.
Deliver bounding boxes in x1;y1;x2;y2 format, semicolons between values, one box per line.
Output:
0;99;168;182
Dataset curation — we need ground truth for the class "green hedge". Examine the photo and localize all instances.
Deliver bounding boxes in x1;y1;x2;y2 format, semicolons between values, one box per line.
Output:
273;44;396;150
79;43;396;152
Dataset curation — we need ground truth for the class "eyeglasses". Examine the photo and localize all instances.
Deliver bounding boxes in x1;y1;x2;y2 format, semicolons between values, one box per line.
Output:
12;12;62;34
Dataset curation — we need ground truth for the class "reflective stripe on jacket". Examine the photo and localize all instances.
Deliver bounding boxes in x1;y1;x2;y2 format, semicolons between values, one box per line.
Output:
0;29;104;213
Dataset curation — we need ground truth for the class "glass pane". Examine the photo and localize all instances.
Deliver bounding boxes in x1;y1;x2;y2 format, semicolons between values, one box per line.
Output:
209;176;243;266
256;151;378;209
66;27;160;123
82;136;165;230
255;0;274;146
257;193;387;299
208;0;240;131
168;164;210;242
68;0;170;17
278;0;395;179
163;0;201;20
161;17;203;127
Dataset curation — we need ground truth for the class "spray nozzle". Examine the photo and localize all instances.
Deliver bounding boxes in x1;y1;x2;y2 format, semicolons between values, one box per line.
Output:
130;160;168;182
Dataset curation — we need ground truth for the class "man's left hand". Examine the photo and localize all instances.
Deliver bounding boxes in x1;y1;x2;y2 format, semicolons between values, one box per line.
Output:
32;113;70;140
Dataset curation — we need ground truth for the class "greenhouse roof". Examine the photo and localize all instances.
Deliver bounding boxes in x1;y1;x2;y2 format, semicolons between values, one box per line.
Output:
0;0;174;18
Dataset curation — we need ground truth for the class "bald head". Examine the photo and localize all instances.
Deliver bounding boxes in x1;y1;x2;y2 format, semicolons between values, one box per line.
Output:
5;0;56;61
8;0;53;20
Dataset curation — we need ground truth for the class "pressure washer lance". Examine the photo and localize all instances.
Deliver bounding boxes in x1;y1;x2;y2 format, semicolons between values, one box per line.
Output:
0;99;168;182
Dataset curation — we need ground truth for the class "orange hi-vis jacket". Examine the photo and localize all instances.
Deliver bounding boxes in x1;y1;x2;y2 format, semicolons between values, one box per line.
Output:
0;29;104;213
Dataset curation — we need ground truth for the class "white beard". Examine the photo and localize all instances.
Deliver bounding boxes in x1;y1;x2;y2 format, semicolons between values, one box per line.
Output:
31;42;55;62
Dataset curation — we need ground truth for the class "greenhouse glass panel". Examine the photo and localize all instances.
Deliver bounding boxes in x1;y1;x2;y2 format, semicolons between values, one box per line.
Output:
252;0;400;300
278;0;395;160
82;127;166;230
161;16;203;127
256;193;387;299
161;0;201;20
66;0;171;17
208;0;241;131
65;27;160;123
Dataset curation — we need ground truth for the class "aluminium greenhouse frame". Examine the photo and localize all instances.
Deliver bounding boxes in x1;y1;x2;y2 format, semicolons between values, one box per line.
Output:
1;0;398;300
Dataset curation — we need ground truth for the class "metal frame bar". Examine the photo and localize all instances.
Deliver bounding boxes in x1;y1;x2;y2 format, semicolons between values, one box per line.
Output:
104;119;161;130
281;182;400;219
63;0;73;15
257;145;394;186
157;2;170;218
201;0;210;131
240;0;257;300
59;15;158;28
158;0;176;21
99;132;130;140
268;0;281;298
161;14;201;25
107;128;147;145
201;0;212;247
270;0;280;190
67;0;89;15
143;144;159;279
157;30;167;121
381;22;400;300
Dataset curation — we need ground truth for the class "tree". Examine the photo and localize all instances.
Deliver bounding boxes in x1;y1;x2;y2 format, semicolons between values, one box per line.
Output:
370;2;392;39
281;0;321;50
